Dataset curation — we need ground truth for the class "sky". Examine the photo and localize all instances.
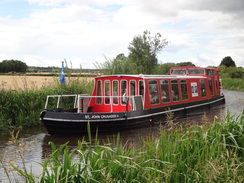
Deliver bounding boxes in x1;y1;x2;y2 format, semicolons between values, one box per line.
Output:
0;0;243;69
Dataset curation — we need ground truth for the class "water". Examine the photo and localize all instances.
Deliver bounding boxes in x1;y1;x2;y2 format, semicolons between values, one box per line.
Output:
0;89;243;182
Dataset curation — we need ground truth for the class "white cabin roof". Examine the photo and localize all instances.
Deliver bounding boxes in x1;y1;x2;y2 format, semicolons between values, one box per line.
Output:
96;74;206;80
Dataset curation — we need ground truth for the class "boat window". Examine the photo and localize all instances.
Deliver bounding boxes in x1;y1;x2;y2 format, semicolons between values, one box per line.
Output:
130;80;136;96
96;80;102;104
171;80;179;101
105;80;110;104
171;69;186;75
188;69;204;75
160;80;170;103
215;80;219;95
208;78;213;95
121;80;127;105
139;80;144;96
149;80;159;104
200;79;206;97
113;80;118;104
180;80;188;100
206;69;213;76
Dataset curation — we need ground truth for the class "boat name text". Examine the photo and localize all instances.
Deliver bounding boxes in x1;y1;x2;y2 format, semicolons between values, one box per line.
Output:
85;114;120;119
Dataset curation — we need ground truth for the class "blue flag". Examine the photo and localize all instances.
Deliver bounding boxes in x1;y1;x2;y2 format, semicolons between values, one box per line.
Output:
60;62;65;85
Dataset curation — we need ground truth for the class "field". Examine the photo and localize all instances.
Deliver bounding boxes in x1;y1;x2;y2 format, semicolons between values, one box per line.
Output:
0;75;94;90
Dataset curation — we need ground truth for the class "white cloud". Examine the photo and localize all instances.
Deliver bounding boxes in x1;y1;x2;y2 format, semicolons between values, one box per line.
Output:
0;0;243;68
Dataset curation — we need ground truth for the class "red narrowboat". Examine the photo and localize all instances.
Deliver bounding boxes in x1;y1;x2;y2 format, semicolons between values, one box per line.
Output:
40;67;225;134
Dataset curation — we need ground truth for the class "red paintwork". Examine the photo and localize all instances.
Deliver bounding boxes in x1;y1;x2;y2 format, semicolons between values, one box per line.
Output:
87;67;222;113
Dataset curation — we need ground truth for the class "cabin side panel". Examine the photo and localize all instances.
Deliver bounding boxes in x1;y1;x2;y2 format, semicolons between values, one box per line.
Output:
88;76;144;113
143;77;217;109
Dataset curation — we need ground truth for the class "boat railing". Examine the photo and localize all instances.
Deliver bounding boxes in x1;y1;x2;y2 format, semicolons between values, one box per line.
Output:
45;94;78;109
77;95;143;112
45;94;143;112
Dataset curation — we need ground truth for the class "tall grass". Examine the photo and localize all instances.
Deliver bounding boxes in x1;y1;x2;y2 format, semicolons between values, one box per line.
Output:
222;78;244;91
0;76;94;129
9;112;243;182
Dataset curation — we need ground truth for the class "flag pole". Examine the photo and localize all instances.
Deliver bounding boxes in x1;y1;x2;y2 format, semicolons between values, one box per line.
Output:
60;61;65;108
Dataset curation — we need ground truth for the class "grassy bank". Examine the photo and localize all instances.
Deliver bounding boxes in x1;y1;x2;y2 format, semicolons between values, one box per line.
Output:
222;78;244;91
0;77;94;129
2;113;244;182
1;76;243;129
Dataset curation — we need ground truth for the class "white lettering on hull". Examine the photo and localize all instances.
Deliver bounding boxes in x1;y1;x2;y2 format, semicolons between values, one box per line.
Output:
85;114;120;120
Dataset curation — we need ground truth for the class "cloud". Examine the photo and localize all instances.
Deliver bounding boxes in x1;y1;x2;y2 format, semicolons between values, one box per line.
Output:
0;0;243;68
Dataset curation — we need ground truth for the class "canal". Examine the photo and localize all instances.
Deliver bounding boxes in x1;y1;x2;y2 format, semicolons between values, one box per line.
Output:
0;89;243;182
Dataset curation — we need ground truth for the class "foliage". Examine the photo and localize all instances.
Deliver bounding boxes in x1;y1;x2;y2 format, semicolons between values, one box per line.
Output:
220;56;236;67
95;31;168;75
217;64;244;91
222;78;244;91
128;30;168;74
0;76;94;129
96;31;169;75
152;63;178;75
0;60;28;73
219;65;244;79
176;61;195;67
9;113;244;182
94;55;136;75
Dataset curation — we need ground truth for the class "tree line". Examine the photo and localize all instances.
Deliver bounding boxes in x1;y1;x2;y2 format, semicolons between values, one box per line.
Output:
0;60;27;73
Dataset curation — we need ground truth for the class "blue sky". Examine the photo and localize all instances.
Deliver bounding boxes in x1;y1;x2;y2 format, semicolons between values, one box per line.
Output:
0;1;31;19
0;0;243;68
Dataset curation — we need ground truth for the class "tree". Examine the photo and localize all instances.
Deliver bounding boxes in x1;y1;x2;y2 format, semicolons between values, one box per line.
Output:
177;62;195;67
94;54;136;75
220;56;236;67
0;60;28;73
153;63;178;75
128;30;168;74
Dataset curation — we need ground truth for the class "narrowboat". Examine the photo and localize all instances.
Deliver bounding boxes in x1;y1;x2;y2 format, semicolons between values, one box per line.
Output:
40;67;225;135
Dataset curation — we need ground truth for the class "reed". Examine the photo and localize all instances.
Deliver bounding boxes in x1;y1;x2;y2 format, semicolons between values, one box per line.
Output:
222;78;244;91
0;76;94;129
8;112;243;182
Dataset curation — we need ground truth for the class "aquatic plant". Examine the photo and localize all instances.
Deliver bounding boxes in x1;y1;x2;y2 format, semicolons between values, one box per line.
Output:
7;112;243;182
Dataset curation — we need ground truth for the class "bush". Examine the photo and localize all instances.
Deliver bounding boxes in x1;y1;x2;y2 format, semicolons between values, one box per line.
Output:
219;66;244;79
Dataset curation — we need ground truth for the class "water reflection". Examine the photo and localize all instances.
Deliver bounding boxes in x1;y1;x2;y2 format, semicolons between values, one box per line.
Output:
222;89;244;116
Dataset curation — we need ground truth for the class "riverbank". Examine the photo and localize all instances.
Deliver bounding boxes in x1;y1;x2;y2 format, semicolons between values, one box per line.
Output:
0;76;243;130
1;113;243;182
222;78;244;91
0;77;94;129
0;89;243;182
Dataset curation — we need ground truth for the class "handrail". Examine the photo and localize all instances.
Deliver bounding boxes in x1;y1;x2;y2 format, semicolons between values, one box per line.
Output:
45;94;78;109
77;95;143;112
45;94;143;112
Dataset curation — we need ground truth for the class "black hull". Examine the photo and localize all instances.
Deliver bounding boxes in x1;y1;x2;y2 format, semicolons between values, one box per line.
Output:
40;95;225;135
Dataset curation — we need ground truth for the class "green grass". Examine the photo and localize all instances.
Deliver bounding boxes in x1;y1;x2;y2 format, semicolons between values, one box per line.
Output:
7;112;243;182
222;78;244;91
0;77;94;129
